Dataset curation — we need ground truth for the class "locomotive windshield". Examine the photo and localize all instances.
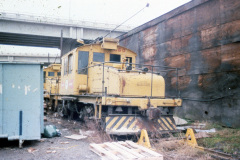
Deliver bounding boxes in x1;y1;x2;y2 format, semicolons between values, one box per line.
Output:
68;54;73;74
110;54;121;62
93;52;105;62
78;51;89;74
64;58;68;75
48;72;54;76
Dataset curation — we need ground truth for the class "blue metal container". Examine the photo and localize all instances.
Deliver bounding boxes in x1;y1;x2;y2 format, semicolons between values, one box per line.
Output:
0;62;44;147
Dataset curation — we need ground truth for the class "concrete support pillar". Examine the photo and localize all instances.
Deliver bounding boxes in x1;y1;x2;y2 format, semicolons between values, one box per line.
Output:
76;27;83;39
69;27;83;40
62;42;72;55
69;27;73;39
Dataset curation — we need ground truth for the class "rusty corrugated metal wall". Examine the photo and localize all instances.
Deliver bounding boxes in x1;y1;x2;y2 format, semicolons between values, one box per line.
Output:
119;0;240;128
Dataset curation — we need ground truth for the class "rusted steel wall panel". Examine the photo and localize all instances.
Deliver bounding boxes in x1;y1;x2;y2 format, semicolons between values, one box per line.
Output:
119;0;240;127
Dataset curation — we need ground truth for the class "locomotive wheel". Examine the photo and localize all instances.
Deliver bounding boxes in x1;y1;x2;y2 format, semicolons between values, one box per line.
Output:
57;104;68;117
100;117;106;131
45;99;49;111
68;110;74;120
79;105;94;121
79;108;88;121
57;104;64;117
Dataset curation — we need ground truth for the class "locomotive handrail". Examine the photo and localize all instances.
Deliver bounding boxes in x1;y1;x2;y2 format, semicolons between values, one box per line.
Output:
77;61;181;98
77;61;181;71
94;61;180;69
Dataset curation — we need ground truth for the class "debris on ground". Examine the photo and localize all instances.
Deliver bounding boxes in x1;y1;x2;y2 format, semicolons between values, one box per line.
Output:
2;112;239;159
152;139;211;160
79;129;95;136
38;138;46;142
43;125;61;138
194;132;211;139
83;120;112;144
27;147;38;153
65;134;87;140
151;123;240;159
0;113;100;160
195;128;216;133
198;126;240;158
53;113;58;117
46;150;57;154
191;123;206;129
90;141;163;160
173;116;188;125
62;128;68;131
176;126;216;134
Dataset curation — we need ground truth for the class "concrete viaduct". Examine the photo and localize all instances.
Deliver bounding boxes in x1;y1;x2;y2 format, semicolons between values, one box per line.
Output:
0;11;132;55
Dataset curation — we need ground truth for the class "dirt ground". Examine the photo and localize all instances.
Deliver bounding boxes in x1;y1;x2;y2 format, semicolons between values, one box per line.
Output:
0;114;100;160
1;113;238;160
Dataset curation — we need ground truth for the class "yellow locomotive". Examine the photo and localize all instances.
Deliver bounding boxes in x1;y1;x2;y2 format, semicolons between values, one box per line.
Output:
56;38;182;135
43;64;61;111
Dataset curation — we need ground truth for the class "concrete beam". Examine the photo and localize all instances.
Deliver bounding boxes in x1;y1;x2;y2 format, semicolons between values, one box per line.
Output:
0;12;130;40
0;52;60;63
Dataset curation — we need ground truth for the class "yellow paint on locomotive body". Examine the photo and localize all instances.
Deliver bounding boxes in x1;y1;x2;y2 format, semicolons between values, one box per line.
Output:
87;66;166;99
56;38;182;135
43;64;61;98
60;43;137;96
60;50;78;95
119;72;165;97
59;40;182;109
102;97;182;110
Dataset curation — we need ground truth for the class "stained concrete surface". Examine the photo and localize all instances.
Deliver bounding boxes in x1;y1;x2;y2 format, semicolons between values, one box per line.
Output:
119;0;240;127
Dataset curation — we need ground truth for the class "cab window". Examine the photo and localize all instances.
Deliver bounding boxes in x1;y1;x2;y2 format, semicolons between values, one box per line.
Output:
68;54;73;74
48;72;54;76
44;71;46;83
57;72;61;76
78;51;89;74
126;57;132;64
64;57;68;75
93;52;105;62
110;54;121;62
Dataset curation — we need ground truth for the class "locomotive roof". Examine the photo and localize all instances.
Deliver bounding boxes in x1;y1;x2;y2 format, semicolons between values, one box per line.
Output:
63;43;137;58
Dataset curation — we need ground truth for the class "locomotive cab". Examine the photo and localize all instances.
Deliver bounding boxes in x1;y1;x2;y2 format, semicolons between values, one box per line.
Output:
60;38;137;95
43;64;61;110
58;38;182;135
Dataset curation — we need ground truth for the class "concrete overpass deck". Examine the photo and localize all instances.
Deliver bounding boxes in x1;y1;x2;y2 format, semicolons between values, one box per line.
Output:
0;11;134;53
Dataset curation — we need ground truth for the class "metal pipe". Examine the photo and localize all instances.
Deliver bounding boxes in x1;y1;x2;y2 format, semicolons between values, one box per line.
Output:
77;62;179;72
102;61;179;69
87;67;89;93
102;63;105;96
60;30;63;63
176;68;178;98
151;66;153;97
19;111;22;136
99;104;102;119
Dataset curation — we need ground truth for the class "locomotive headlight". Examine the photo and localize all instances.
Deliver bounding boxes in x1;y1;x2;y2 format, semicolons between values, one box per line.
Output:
142;67;148;72
126;65;132;71
106;99;112;104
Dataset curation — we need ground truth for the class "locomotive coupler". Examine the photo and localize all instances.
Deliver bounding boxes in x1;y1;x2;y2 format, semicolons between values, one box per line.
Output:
146;107;161;120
